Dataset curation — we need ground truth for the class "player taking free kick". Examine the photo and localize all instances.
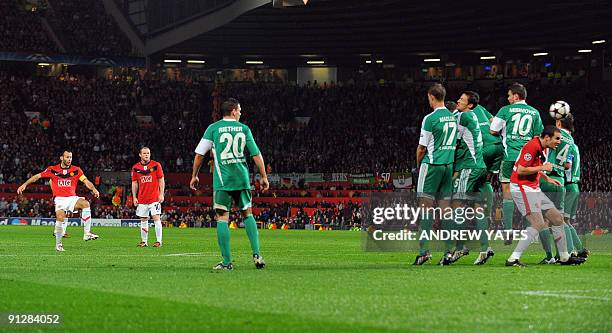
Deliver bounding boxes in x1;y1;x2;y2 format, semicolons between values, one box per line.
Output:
17;150;100;252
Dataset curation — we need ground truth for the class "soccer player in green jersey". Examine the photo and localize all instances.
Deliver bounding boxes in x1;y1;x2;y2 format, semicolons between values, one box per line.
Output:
446;91;493;265
490;83;544;244
414;84;457;265
565;141;589;258
190;98;269;271
471;93;503;246
538;114;575;263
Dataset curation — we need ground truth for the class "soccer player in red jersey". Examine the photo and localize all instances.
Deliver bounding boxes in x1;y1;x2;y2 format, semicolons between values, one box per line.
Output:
17;150;100;252
505;126;585;266
131;147;165;247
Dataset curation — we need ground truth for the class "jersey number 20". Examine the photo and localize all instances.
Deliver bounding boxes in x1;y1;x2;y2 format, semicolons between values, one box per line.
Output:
219;133;246;159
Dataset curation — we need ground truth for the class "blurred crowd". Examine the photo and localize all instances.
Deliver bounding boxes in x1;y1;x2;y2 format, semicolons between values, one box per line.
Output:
0;0;59;53
0;0;133;56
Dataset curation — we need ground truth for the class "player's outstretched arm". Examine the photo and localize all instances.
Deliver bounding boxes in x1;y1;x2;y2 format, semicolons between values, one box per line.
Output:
17;173;42;195
252;154;269;191
190;153;205;190
82;178;100;198
131;180;139;206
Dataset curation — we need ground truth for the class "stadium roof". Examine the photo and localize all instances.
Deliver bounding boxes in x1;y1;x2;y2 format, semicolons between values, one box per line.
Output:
147;0;612;65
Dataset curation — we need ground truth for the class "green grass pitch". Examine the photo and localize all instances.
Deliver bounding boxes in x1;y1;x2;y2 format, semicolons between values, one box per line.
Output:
0;226;610;333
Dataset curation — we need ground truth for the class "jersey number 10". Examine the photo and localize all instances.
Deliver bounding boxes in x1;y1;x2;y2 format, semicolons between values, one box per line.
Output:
510;113;533;136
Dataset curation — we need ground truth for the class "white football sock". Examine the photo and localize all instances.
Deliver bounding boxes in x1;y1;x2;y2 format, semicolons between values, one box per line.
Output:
82;207;92;235
508;227;539;261
62;221;68;234
140;221;149;243
154;219;162;243
55;221;63;245
551;225;570;261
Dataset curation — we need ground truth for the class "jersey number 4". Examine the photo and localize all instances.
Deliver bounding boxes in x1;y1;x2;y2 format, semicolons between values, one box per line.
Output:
219;133;246;160
556;144;570;163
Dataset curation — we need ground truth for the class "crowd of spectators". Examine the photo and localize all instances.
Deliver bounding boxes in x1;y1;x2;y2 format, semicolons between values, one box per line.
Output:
0;0;59;53
0;0;133;56
47;0;133;56
0;72;205;183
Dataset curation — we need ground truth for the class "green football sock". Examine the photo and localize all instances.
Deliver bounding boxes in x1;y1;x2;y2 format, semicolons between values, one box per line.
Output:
216;220;232;265
539;228;554;259
476;216;489;252
418;214;433;256
442;219;455;252
563;224;575;253
502;199;514;230
481;181;494;218
567;223;584;251
244;214;260;256
454;219;465;252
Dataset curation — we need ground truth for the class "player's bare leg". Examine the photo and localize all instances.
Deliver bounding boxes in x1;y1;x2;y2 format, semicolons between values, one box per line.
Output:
138;217;149;247
151;214;162;247
54;209;66;252
74;198;97;241
242;208;264;269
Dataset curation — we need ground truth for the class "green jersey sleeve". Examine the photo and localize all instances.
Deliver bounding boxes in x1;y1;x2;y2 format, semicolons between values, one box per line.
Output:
203;125;214;141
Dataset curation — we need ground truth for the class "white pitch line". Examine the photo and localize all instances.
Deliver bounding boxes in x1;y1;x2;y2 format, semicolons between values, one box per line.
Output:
515;290;610;301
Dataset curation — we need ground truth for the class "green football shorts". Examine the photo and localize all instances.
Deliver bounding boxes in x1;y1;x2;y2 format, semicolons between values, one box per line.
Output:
417;163;453;200
214;189;252;211
564;183;579;219
452;168;487;202
500;160;514;183
483;143;504;174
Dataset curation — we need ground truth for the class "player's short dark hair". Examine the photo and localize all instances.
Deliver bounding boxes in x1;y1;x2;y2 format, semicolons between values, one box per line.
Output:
462;91;480;109
559;113;574;132
60;150;72;156
221;98;240;116
445;101;457;111
139;146;150;153
508;83;527;100
428;84;446;102
541;125;560;138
